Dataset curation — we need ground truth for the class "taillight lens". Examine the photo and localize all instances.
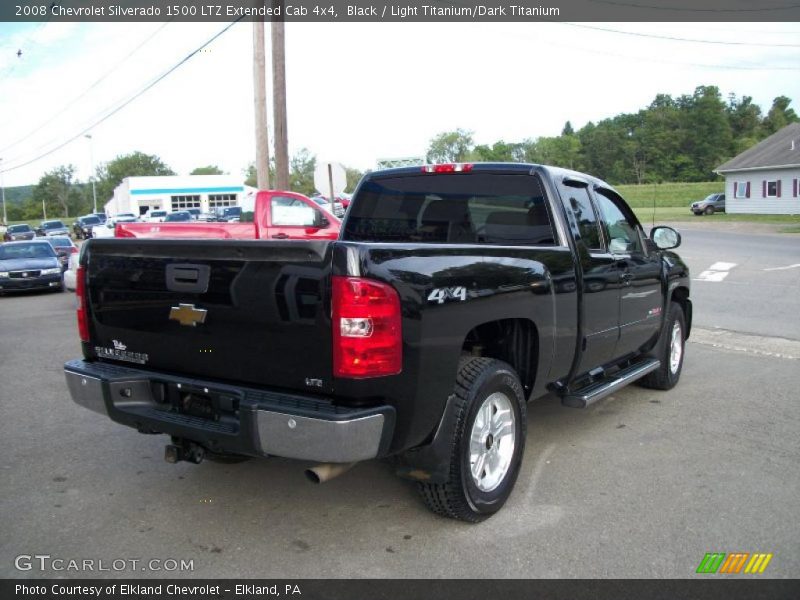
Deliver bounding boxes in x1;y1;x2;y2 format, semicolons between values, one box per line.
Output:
76;265;89;342
70;246;78;253
332;276;402;378
421;163;473;173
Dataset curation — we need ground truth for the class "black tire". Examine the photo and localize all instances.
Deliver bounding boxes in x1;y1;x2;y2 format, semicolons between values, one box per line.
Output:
639;301;686;390
704;206;714;215
418;357;527;522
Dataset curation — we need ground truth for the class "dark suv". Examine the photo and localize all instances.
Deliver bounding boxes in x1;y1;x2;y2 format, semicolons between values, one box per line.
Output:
3;224;35;241
73;215;102;239
691;193;725;215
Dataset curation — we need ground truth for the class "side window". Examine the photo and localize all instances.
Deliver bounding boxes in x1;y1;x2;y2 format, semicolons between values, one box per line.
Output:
559;184;602;251
271;196;319;227
593;189;643;255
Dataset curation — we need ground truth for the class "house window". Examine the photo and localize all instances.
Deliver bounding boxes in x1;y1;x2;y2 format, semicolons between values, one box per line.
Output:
171;195;201;210
734;182;749;199
765;181;778;198
208;193;237;208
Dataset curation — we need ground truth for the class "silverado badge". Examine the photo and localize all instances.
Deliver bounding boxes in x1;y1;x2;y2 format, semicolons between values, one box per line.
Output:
169;303;208;327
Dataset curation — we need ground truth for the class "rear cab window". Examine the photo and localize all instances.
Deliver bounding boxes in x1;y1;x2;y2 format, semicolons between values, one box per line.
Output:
343;172;558;245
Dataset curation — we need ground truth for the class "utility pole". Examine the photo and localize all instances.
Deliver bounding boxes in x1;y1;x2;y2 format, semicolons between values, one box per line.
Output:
253;20;270;189
271;20;289;190
85;134;98;213
0;158;7;225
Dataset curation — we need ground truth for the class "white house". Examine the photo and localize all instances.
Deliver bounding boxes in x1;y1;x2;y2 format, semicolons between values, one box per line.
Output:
715;123;800;214
103;174;256;217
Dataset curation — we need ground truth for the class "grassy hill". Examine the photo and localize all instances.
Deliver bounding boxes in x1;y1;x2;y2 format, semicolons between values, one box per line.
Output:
615;181;723;208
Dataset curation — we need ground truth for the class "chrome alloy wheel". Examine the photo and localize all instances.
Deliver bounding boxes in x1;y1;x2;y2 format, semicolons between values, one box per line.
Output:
469;392;516;492
669;321;683;374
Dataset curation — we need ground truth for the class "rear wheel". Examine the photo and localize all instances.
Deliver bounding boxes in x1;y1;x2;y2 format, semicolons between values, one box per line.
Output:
639;301;686;390
418;357;526;522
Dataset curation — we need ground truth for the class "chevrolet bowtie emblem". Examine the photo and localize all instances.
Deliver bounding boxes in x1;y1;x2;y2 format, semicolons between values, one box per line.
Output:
169;304;208;327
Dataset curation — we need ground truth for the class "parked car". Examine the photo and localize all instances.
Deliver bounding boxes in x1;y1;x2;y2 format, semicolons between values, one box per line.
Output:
63;251;79;291
164;211;192;222
73;215;102;239
110;212;138;223
36;220;70;237
311;195;345;218
3;224;35;242
66;162;691;522
691;193;725;215
93;213;108;224
92;215;139;239
143;209;168;223
187;208;201;220
46;236;78;271
213;206;242;222
0;240;63;293
114;191;340;240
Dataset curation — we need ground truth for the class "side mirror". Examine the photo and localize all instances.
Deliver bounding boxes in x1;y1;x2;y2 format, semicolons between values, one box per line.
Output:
650;226;681;250
319;216;330;228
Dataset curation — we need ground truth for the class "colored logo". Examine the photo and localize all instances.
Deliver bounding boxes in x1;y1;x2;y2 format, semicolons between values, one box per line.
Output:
169;303;208;327
696;552;773;574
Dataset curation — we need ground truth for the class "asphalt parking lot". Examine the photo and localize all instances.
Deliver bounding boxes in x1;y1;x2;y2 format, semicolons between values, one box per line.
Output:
1;226;798;579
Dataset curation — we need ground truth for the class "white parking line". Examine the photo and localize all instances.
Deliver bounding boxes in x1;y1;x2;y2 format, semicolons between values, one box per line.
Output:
708;262;737;271
694;262;737;282
764;263;800;272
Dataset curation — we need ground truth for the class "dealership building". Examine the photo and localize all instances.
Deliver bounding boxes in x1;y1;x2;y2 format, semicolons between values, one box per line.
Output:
103;175;255;216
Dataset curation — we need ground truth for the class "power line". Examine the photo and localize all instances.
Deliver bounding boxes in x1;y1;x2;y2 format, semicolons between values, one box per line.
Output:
560;22;800;48
0;17;244;175
521;28;800;72
0;20;174;156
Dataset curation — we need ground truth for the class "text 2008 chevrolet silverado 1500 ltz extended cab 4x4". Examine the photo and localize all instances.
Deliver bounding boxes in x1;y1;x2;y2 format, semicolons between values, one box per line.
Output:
65;163;691;522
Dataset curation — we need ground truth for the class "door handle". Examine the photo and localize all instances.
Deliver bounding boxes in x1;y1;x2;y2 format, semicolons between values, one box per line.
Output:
271;233;289;239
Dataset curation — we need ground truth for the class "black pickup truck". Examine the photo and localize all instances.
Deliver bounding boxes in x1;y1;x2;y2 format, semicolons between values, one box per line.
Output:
65;163;691;522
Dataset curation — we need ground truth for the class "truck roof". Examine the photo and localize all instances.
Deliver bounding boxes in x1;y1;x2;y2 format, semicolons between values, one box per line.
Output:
364;162;618;195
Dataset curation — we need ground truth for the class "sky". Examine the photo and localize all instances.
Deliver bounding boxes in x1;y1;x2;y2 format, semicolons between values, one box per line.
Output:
0;20;798;188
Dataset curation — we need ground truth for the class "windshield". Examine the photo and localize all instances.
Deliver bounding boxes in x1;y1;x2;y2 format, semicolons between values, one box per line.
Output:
0;243;56;260
43;221;65;229
48;238;72;248
81;216;101;225
8;225;31;233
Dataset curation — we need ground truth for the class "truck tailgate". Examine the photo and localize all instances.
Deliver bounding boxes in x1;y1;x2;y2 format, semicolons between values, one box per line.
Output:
84;239;334;394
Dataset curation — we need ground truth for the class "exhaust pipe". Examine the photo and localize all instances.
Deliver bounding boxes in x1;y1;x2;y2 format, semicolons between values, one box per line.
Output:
305;462;356;484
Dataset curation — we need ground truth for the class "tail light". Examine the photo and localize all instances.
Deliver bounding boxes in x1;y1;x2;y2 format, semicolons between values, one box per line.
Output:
76;265;89;342
69;246;78;254
332;276;402;378
421;163;473;173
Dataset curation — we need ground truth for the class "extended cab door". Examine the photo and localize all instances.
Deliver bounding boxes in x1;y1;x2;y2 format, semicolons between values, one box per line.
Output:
592;187;662;357
557;178;621;375
265;193;339;240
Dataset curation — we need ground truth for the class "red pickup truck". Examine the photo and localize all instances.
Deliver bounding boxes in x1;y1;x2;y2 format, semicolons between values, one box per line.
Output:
115;191;341;240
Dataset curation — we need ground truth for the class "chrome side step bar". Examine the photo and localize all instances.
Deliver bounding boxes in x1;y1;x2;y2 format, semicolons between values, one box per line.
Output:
562;358;661;408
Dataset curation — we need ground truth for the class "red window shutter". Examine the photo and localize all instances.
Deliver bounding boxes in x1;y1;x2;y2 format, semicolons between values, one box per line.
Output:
777;180;781;198
746;181;750;198
762;180;767;197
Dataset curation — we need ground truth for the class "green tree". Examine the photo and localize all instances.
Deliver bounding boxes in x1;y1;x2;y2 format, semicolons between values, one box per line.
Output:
31;165;87;219
289;148;316;195
345;167;365;192
95;151;175;206
426;129;474;163
190;165;224;175
762;96;798;134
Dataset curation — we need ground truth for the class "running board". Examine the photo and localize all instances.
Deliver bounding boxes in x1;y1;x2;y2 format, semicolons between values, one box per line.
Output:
561;359;661;408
